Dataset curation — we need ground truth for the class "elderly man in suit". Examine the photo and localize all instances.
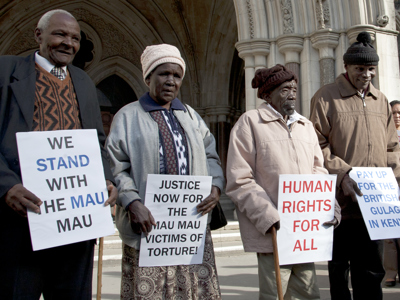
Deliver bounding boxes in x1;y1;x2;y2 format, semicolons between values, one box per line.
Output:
0;9;117;299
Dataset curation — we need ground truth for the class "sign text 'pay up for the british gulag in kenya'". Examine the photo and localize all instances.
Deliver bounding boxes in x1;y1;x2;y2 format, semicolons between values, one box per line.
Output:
277;174;337;265
139;174;212;267
349;167;400;240
16;129;115;251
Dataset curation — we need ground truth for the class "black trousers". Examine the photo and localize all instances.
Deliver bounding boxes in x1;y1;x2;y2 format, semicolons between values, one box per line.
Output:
328;219;385;300
0;204;95;300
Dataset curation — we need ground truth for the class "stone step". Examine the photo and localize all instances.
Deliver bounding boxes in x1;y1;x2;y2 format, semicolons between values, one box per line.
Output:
218;221;240;231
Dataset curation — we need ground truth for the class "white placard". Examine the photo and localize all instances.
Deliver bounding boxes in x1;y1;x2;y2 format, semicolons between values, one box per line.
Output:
349;167;400;240
16;130;115;251
139;174;212;267
277;174;337;265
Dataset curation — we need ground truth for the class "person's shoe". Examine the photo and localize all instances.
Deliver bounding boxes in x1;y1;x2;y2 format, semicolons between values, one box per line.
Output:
385;280;396;287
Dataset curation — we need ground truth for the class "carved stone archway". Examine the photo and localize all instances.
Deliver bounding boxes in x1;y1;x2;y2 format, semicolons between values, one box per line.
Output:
0;0;241;217
234;0;400;116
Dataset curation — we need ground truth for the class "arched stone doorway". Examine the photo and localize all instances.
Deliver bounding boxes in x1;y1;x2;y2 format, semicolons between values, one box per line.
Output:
97;74;138;136
0;0;242;215
233;0;400;115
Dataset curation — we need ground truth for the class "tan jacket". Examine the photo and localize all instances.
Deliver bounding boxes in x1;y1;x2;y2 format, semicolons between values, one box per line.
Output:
226;103;334;253
310;74;400;219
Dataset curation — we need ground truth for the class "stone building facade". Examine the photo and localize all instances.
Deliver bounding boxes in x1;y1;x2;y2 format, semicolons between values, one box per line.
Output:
1;0;400;214
235;0;400;116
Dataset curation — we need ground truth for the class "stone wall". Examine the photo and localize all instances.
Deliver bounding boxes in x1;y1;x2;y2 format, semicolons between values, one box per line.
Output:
234;0;400;116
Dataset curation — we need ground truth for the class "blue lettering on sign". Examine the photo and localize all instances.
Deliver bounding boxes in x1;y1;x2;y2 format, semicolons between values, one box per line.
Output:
71;195;84;209
36;155;90;171
71;192;106;209
380;218;400;227
363;194;398;203
356;171;374;178
371;206;400;215
37;158;48;171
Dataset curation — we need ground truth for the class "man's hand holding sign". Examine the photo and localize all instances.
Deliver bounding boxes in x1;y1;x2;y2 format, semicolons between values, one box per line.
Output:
6;180;117;218
5;183;42;217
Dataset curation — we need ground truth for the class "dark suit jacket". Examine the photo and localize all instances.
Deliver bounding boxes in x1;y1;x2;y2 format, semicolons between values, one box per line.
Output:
0;53;113;201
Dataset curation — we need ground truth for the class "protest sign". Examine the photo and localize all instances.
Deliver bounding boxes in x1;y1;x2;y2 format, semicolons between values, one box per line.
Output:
139;174;212;267
349;167;400;240
16;129;115;251
277;174;337;265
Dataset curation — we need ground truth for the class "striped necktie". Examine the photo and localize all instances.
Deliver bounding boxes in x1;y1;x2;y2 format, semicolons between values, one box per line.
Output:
50;67;65;80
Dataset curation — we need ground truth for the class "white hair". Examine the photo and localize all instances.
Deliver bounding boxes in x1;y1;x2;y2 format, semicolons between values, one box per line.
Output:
37;9;76;30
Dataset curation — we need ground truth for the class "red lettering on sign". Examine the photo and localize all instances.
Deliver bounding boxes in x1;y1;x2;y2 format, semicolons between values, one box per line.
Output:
323;199;332;211
283;181;292;193
282;201;291;213
293;239;318;252
293;219;320;232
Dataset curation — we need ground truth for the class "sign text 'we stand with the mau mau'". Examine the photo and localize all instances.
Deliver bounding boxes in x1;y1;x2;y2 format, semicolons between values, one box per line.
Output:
16;129;115;251
139;174;212;267
277;174;337;265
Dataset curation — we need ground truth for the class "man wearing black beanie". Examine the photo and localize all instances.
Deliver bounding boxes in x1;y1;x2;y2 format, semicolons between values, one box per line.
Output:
310;31;400;300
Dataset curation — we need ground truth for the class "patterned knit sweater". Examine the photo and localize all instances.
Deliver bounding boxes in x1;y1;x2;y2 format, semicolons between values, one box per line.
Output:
32;64;81;131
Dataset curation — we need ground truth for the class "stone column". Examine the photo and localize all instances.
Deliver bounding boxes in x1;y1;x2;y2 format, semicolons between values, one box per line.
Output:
311;30;340;87
205;106;231;172
236;39;270;111
277;35;304;113
205;105;236;216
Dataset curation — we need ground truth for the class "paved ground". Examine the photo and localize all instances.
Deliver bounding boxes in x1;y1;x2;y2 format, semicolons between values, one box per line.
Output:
92;252;400;299
87;216;400;299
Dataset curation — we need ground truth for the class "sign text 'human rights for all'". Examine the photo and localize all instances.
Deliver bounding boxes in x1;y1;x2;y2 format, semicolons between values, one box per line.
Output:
277;174;337;265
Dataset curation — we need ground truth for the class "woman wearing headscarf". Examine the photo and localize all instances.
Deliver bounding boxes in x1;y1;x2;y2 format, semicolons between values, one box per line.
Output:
106;44;224;299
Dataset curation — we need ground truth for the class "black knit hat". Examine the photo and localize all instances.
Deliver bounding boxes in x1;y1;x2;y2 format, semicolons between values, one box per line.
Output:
251;64;297;98
343;31;379;66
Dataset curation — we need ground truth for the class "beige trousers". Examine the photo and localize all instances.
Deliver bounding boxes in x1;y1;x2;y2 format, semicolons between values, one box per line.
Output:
383;238;400;281
257;253;320;300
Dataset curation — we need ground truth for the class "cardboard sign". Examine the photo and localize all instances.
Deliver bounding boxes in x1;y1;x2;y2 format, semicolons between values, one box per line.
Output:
349;167;400;240
16;130;115;251
139;174;212;267
277;174;337;265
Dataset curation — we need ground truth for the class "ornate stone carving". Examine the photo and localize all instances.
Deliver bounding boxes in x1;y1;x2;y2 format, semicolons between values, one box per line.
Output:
316;0;330;30
73;8;141;68
377;15;389;27
320;58;335;86
6;26;37;55
246;0;254;38
281;0;294;34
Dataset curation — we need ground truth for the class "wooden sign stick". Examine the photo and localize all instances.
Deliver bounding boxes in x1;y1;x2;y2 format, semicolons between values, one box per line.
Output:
96;237;104;300
272;227;284;300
